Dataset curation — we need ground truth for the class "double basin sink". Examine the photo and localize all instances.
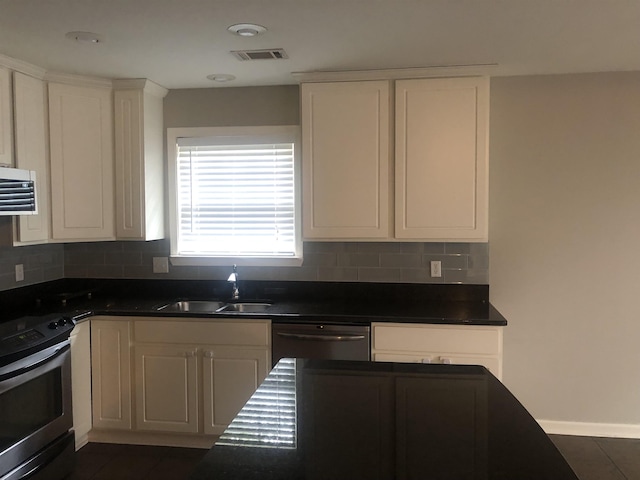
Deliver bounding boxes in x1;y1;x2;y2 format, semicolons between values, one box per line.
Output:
156;300;272;314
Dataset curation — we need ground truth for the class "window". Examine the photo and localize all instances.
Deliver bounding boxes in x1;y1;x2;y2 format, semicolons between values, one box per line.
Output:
167;126;302;266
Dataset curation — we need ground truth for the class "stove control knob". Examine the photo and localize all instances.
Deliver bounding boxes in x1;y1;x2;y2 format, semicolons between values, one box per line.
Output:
48;322;59;330
57;318;68;327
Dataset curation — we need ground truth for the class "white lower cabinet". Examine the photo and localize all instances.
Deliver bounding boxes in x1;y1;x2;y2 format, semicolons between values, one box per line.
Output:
90;316;270;443
371;323;503;379
90;318;132;430
202;347;270;435
70;321;92;449
134;344;199;433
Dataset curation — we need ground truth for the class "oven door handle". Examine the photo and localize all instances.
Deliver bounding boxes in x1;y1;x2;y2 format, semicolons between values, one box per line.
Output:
0;342;70;382
275;332;366;342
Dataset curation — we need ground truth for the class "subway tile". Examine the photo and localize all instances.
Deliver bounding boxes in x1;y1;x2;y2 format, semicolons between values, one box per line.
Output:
468;254;489;270
357;267;401;283
422;254;468;269
442;269;466;284
357;242;402;254
445;242;489;255
317;267;358;282
105;252;143;266
302;252;338;267
380;253;422;269
65;265;89;278
278;266;318;281
400;268;443;284
422;242;446;254
85;265;125;278
337;253;380;267
399;243;424;254
303;242;346;254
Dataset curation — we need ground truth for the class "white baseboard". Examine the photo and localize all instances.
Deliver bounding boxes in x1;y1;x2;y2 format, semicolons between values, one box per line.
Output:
537;419;640;439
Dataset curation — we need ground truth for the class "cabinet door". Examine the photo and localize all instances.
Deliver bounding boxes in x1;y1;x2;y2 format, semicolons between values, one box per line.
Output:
302;81;391;239
202;347;269;435
395;77;489;240
0;66;13;166
91;319;132;430
70;321;91;448
134;344;199;433
13;72;50;244
48;82;114;240
114;82;165;240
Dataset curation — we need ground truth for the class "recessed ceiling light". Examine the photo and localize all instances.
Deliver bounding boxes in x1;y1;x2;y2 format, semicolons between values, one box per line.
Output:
206;74;236;83
65;31;103;44
227;23;267;37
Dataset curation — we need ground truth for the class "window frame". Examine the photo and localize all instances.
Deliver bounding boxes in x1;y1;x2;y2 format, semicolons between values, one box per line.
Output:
166;126;303;267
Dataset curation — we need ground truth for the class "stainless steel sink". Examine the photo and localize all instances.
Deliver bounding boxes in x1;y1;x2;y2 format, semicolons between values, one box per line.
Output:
157;300;226;313
216;303;272;313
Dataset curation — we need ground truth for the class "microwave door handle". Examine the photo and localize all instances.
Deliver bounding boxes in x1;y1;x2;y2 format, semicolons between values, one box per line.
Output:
275;332;366;342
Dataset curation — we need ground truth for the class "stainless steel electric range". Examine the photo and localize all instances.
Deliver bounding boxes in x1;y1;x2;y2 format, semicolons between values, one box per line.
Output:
0;314;76;480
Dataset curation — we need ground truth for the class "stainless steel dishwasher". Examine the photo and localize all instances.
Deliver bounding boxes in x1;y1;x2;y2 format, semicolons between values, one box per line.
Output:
272;323;370;366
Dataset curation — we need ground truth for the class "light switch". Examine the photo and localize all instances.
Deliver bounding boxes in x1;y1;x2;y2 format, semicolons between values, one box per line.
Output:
430;261;442;278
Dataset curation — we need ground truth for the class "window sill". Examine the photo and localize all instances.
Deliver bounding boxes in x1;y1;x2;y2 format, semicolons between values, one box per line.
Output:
170;256;304;268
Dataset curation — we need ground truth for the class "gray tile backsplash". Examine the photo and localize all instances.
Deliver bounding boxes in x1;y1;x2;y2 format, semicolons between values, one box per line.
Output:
61;240;489;285
0;243;64;291
0;239;489;292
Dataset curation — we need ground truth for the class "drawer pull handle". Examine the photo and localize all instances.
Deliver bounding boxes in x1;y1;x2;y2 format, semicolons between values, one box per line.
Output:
276;332;365;342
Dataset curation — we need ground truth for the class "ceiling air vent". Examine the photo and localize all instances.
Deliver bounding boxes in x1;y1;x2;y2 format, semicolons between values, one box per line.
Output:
231;48;289;61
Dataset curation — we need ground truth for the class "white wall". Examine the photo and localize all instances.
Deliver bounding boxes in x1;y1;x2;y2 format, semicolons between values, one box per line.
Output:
490;72;640;431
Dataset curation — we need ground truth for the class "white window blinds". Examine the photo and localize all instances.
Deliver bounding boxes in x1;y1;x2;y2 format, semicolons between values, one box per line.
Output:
175;140;297;257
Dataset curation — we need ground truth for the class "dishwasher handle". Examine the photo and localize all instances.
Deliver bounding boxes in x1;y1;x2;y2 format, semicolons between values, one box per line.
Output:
275;332;366;342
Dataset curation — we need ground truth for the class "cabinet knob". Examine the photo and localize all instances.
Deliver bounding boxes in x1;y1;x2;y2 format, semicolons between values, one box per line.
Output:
204;351;214;358
440;357;452;365
421;357;432;364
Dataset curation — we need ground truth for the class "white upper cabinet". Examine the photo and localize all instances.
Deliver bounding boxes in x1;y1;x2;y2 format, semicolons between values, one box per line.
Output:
48;81;115;241
395;77;489;241
0;66;13;166
113;79;167;241
301;76;489;242
13;72;50;244
302;81;391;239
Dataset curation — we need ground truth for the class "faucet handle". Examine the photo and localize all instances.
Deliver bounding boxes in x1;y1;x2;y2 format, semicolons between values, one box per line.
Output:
227;264;238;282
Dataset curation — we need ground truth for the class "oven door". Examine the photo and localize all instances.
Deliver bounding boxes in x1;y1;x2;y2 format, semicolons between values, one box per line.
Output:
0;341;73;478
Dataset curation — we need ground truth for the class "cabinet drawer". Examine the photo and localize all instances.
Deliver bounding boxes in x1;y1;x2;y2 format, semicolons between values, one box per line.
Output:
373;352;501;375
372;323;501;355
134;318;270;346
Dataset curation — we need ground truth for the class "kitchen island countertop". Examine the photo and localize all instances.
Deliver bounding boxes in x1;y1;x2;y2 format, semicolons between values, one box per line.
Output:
190;358;577;480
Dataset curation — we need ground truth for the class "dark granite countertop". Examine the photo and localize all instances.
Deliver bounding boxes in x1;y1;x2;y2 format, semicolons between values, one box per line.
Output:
191;359;576;480
0;279;507;327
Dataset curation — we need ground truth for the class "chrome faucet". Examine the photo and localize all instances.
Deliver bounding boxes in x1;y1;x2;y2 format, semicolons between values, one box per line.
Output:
227;264;239;300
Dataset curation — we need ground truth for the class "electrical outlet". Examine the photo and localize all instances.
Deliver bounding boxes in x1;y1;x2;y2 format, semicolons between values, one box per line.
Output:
15;264;24;282
152;257;169;274
430;260;442;278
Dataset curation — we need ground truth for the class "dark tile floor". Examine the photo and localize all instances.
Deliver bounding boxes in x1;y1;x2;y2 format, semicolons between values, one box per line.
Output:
550;435;640;480
66;443;207;480
67;436;640;479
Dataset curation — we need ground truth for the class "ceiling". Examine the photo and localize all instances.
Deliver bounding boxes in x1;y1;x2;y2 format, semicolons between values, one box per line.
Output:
1;0;640;89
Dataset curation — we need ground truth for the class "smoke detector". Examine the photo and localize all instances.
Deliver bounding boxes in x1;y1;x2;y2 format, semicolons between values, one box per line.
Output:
227;24;267;37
